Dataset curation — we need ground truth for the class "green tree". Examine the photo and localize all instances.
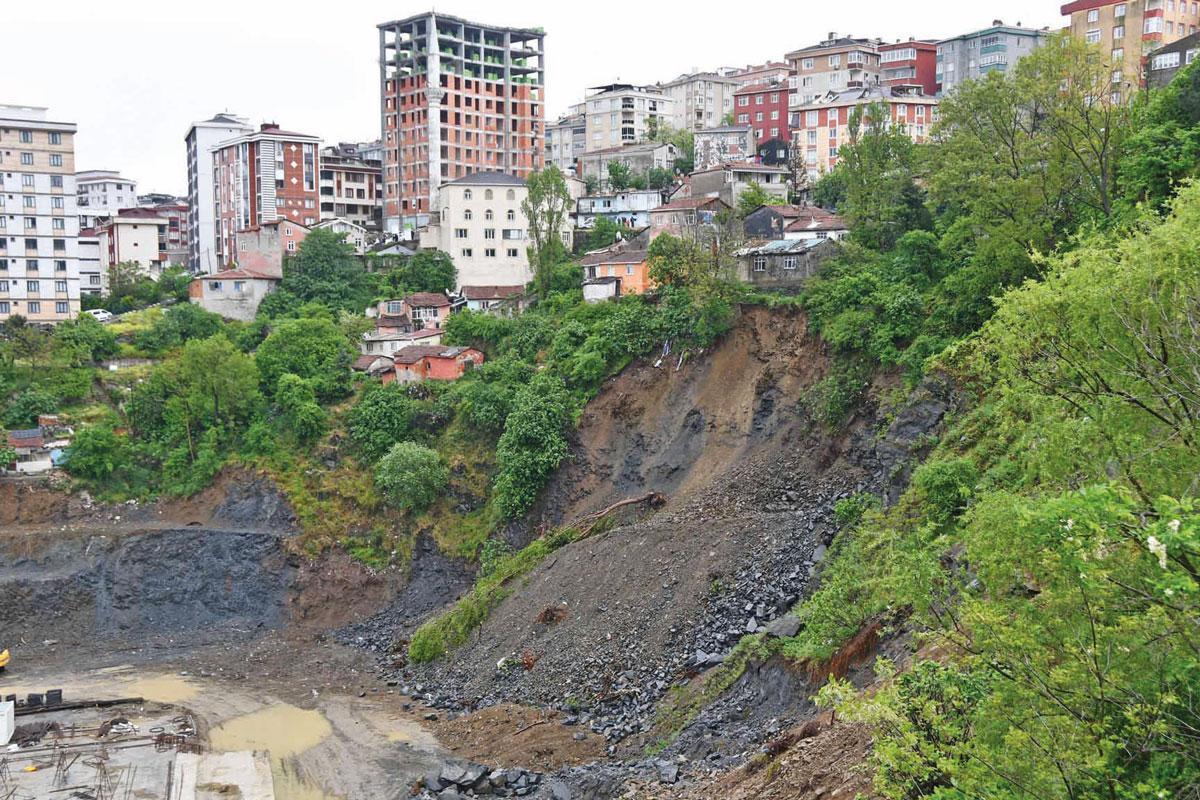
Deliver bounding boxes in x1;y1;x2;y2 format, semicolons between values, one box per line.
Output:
492;374;571;518
647;167;674;191
347;382;419;461
136;303;224;354
256;316;352;401
735;181;781;218
606;160;633;191
585;217;622;251
52;315;118;365
277;228;376;313
522;166;573;299
170;335;262;431
387;250;457;294
2;387;57;428
375;441;448;512
63;424;128;483
274;373;326;444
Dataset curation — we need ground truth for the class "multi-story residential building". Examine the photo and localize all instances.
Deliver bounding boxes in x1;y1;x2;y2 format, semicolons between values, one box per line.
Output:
185;112;253;274
724;61;793;89
77;228;103;296
879;39;940;95
791;85;939;180
319;142;383;232
575;189;664;229
419;172;570;288
211;123;320;267
657;71;739;131
75;170;138;228
694;126;757;171
936;21;1049;95
1063;1;1199;97
690;163;790;207
733;81;791;148
97;208;168;280
314;217;370;254
137;196;189;267
378;12;545;234
0;105;81;325
582;84;671;152
786;34;882;109
578;142;677;189
546;113;586;174
1146;30;1200;86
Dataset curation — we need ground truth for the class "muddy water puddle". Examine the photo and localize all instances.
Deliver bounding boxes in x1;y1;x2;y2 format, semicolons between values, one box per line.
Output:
210;703;339;800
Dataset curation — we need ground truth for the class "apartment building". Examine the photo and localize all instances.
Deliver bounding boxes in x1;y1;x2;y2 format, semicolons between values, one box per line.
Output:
319;142;383;232
879;40;940;95
733;81;791;148
77;228;103;295
97;208;168;280
138;195;189;267
786;34;882;109
791;85;939;180
694;127;757;172
1063;1;1199;97
936;21;1048;94
582;84;671;152
211;123;321;267
578;142;677;189
546;112;585;174
75;169;138;228
1146;30;1200;86
185;112;253;273
724;62;792;89
378;12;545;234
0;105;81;325
657;71;739;131
419;172;570;288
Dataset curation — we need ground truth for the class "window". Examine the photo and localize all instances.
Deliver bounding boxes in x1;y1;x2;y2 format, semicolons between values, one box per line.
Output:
52;239;64;251
484;189;493;200
24;217;36;230
22;174;34;187
1112;47;1125;61
19;131;32;143
1153;51;1181;69
50;175;62;188
464;209;473;220
52;196;63;209
485;248;496;257
234;281;246;293
738;96;749;107
1115;2;1126;15
1088;8;1100;21
0;303;8;314
1145;17;1164;33
209;281;223;291
55;280;67;292
783;257;798;270
54;260;65;271
1113;24;1125;38
752;256;767;272
27;301;40;314
455;228;468;239
463;189;472;200
626;264;634;276
52;218;64;230
27;280;39;292
485;209;494;220
484;229;496;239
56;302;68;314
0;280;7;291
461;248;473;258
828;54;841;68
506;248;519;258
49;154;62;167
755;95;764;105
802;58;814;69
49;132;61;145
1086;29;1102;43
20;153;33;165
506;209;516;221
23;196;34;208
24;239;36;250
286;240;296;251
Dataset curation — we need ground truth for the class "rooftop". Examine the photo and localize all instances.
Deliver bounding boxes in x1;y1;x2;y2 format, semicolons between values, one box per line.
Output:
442;171;527;187
393;344;476;364
653;196;731;212
580;249;649;266
405;292;452;308
460;284;526;301
377;11;544;38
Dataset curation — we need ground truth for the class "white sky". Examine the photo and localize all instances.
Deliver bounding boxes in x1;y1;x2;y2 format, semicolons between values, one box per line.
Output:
5;0;1063;195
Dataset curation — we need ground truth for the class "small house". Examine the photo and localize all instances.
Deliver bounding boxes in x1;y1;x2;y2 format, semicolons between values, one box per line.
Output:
391;345;485;385
736;238;838;290
460;285;526;314
580;248;652;302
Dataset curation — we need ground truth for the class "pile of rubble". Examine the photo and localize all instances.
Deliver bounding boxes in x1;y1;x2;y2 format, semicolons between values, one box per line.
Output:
418;761;559;798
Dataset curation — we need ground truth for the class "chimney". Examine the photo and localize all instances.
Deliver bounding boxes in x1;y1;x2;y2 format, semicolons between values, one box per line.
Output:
260;122;280;132
828;31;837;40
993;19;1003;26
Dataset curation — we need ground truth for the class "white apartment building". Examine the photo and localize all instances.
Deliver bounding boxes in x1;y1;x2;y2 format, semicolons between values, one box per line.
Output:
583;84;673;151
546;113;586;175
184;112;252;274
76;169;138;228
420;172;571;289
657;71;739;131
77;228;104;295
0;104;81;325
98;208;168;280
786;34;883;108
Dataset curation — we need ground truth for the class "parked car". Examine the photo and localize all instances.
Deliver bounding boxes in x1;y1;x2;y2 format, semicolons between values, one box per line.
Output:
84;309;113;323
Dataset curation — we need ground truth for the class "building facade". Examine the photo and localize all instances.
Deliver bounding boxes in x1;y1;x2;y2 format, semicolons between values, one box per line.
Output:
419;172;569;288
77;228;103;295
936;22;1048;95
733;82;791;149
657;71;739;131
546;112;586;174
0;105;81;325
211;123;320;268
319;142;383;232
879;39;940;95
724;61;793;89
786;35;882;108
690;163;789;207
1147;30;1200;87
1063;1;1199;95
184;112;253;274
694;126;757;171
378;12;546;234
578;142;677;189
582;84;671;152
575;190;664;229
138;197;189;267
97;208;168;280
233;220;309;276
75;170;138;228
791;85;939;180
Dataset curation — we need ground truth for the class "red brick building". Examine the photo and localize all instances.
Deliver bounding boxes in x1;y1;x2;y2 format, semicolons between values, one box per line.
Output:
879;39;939;95
733;82;791;150
212;123;321;267
378;13;545;234
391;345;484;384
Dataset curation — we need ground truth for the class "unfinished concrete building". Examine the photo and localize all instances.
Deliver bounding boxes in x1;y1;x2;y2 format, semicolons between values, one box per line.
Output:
378;12;545;235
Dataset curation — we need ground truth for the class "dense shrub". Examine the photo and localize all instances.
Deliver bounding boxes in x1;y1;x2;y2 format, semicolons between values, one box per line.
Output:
347;382;420;461
375;441;448;512
492;374;571;518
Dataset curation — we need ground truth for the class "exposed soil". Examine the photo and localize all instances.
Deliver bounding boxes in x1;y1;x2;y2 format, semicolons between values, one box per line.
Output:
433;704;607;771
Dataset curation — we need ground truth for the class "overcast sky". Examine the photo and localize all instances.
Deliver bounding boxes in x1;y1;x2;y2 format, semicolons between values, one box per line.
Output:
6;0;1063;196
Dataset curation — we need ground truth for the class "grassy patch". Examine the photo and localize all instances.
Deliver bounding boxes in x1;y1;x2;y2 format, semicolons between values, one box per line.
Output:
408;526;580;664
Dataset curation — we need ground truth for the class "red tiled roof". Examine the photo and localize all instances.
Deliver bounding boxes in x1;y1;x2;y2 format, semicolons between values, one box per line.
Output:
580;249;649;266
393;345;474;365
785;211;848;232
404;292;451;308
460;285;525;301
115;207;167;219
653;197;730;212
352;354;394;371
376;314;412;328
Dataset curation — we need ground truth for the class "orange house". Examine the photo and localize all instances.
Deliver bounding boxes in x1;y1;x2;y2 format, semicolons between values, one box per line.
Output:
581;248;653;303
390;345;484;385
